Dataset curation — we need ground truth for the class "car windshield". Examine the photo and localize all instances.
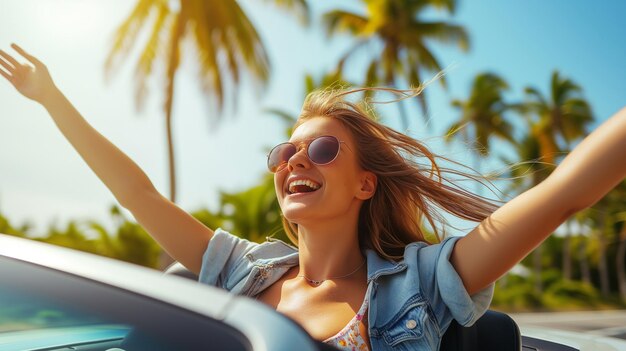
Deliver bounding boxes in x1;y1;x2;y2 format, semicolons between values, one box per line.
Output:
0;285;113;332
0;256;253;351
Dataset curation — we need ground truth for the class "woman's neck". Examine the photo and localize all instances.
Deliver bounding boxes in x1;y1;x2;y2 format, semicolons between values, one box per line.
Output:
296;221;365;282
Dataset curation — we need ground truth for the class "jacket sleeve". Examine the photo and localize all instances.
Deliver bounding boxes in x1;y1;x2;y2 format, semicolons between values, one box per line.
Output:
198;228;259;290
417;236;494;329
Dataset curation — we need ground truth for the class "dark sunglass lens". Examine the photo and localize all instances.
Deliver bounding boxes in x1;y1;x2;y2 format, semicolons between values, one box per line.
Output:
268;143;296;172
309;136;340;165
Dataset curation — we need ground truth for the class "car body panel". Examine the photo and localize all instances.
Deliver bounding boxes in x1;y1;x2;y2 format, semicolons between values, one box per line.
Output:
0;234;321;351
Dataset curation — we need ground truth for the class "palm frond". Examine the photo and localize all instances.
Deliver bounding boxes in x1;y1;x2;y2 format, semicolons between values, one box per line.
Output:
133;1;171;109
227;1;270;81
162;5;186;113
409;22;469;51
189;1;223;107
414;0;458;14
524;86;548;109
105;0;160;77
263;0;310;25
323;10;369;36
410;42;445;81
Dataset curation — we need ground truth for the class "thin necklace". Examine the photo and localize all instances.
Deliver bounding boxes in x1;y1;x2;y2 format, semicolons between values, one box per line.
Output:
297;259;366;286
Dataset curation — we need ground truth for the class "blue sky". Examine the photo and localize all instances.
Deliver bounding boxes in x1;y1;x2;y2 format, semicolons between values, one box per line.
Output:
0;1;624;235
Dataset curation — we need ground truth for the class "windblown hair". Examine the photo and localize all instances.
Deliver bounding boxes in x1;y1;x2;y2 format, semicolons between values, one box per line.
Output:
281;87;500;261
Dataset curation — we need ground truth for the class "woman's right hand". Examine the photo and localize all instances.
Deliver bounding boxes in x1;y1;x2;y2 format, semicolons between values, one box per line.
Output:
0;44;56;104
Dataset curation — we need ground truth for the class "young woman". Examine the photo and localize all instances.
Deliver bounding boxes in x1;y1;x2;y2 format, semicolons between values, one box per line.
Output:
1;44;625;351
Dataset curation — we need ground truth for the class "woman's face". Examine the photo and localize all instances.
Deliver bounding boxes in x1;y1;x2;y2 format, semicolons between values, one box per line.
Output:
274;117;375;226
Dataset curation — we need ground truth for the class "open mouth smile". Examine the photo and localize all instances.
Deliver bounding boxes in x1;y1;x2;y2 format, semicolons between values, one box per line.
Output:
287;179;321;195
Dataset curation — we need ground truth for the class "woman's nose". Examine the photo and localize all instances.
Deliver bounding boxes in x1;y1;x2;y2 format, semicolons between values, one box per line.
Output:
287;147;310;171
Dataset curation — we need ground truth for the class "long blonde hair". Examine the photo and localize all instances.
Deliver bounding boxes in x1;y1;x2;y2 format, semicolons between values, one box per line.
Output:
281;87;500;260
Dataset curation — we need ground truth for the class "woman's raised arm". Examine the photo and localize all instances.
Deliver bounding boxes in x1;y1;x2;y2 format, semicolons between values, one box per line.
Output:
451;107;626;295
0;44;212;274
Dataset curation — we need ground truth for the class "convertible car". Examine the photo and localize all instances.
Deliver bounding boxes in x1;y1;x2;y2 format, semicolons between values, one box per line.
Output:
1;233;623;351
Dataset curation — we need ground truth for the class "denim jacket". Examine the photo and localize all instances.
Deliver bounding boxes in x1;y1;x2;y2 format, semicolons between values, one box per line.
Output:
199;229;493;351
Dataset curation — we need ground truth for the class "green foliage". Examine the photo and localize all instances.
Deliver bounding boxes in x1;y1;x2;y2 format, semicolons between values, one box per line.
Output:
494;278;603;312
215;174;288;244
0;206;161;269
0;213;29;237
36;221;101;255
541;280;600;310
492;276;543;311
190;208;225;232
492;267;624;312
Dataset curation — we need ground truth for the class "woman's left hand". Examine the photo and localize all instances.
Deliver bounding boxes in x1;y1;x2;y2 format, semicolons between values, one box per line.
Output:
0;43;57;104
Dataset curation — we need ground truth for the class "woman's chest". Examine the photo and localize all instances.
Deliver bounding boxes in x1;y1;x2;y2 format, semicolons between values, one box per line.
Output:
255;276;369;343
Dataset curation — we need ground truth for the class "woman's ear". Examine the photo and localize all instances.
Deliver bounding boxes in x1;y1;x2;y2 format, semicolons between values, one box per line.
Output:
357;172;377;200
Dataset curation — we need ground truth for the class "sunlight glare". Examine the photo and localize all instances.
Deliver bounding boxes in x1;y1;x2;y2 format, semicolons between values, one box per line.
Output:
27;0;110;40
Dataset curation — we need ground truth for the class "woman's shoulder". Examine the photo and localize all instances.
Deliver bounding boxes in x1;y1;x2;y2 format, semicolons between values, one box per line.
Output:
365;236;461;278
211;228;298;262
401;236;461;262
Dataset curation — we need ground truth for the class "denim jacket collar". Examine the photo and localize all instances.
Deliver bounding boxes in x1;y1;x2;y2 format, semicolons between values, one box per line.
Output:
253;246;408;286
365;249;407;283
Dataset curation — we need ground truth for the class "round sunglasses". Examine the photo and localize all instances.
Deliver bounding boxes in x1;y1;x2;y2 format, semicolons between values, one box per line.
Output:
267;135;346;173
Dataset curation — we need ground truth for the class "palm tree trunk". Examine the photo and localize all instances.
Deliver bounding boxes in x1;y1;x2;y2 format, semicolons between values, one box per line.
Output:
598;232;610;297
562;220;572;280
597;209;610;298
165;112;176;203
159;10;187;269
533;245;542;294
159;78;177;270
578;237;591;284
617;224;626;302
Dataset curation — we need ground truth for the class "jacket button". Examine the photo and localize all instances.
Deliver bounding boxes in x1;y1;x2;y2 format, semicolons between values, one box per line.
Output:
406;319;417;329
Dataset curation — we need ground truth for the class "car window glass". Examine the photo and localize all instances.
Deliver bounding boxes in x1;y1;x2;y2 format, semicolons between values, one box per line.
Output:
0;285;108;331
0;257;251;351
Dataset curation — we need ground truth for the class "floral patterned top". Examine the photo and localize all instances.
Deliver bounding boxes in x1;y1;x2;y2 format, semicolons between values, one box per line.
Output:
324;283;371;351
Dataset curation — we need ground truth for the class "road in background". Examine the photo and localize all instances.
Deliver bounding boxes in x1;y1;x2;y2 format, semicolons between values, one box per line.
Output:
510;310;626;340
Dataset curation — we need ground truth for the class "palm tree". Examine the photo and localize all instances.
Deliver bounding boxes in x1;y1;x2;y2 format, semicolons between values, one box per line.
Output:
445;72;514;175
522;70;593;164
105;0;311;268
105;0;274;203
323;0;469;127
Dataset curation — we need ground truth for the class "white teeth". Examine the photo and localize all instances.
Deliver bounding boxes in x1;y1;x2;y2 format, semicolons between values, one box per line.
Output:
288;179;321;193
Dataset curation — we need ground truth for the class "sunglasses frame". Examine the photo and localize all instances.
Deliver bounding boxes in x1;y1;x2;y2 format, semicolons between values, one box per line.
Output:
267;135;348;173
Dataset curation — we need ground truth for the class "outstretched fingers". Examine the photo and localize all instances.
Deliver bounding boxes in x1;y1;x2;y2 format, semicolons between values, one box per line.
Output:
0;51;17;83
0;49;19;67
0;68;10;81
0;50;17;72
11;43;43;68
